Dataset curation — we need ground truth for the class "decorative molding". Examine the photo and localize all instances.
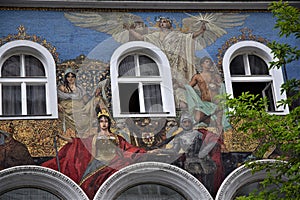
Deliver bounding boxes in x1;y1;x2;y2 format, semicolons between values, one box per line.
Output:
0;165;89;200
0;1;299;10
216;27;269;74
95;161;213;200
0;25;59;63
216;159;287;200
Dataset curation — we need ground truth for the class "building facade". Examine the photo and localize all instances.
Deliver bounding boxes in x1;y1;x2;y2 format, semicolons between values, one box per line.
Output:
0;1;299;199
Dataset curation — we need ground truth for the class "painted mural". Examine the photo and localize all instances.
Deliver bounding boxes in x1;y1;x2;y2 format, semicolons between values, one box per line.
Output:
0;8;298;199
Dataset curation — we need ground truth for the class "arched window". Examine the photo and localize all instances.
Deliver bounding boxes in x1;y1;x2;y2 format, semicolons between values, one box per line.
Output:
216;159;288;200
222;41;289;114
0;166;89;200
0;40;58;119
95;162;213;200
110;41;176;118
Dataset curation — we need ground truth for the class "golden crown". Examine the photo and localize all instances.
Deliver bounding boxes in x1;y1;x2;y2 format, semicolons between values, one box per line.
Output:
97;109;110;118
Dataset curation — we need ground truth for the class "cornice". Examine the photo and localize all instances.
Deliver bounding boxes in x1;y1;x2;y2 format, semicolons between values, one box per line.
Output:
0;1;299;10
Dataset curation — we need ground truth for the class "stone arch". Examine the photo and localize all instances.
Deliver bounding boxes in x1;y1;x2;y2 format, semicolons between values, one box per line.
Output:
0;165;89;200
94;161;213;200
215;159;288;200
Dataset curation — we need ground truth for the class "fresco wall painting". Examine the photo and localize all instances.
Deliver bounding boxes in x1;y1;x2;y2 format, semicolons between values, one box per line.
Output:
1;8;298;199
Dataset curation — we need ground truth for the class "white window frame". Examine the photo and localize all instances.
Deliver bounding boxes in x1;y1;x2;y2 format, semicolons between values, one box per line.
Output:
110;41;176;118
0;40;58;119
222;41;289;115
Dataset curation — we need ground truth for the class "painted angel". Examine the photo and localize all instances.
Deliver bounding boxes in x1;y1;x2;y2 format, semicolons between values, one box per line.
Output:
64;12;248;81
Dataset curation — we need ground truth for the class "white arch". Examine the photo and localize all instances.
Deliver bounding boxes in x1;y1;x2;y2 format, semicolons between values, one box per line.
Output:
216;159;288;200
110;41;175;118
94;161;213;200
0;165;89;200
0;40;58;119
222;40;289;114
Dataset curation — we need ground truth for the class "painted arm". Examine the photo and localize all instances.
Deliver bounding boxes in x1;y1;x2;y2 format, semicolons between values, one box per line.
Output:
192;22;206;39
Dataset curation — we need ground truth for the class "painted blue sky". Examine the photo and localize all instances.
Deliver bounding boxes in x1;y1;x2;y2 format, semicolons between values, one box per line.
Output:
0;10;298;79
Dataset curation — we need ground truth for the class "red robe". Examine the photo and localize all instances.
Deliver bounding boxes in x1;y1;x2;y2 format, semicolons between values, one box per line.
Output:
42;135;146;199
199;128;224;195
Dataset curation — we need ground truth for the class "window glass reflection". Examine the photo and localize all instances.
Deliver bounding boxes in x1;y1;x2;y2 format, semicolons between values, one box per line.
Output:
139;55;159;76
119;55;135;77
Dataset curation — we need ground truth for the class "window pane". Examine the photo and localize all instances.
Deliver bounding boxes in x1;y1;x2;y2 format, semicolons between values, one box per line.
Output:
139;55;159;76
230;55;245;75
25;55;45;76
119;83;140;113
262;82;275;111
232;82;275;111
116;184;185;200
143;84;163;113
2;85;21;115
27;85;46;115
119;55;135;77
1;55;20;77
249;55;269;75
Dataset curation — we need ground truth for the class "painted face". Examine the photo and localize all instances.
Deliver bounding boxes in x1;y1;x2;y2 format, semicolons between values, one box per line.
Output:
181;118;193;131
159;19;171;29
99;117;109;130
202;59;212;71
66;73;76;83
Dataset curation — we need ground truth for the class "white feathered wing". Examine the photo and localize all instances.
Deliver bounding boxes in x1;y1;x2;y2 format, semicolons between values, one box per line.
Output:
182;13;249;50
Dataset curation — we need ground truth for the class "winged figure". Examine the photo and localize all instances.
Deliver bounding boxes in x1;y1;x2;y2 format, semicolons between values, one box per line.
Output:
182;13;248;49
64;12;148;43
64;11;248;80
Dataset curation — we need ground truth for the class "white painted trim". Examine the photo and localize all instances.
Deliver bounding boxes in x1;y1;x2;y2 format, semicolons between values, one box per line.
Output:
110;41;175;118
0;165;89;200
1;1;299;10
222;40;289;114
216;159;288;200
95;161;213;200
0;40;58;119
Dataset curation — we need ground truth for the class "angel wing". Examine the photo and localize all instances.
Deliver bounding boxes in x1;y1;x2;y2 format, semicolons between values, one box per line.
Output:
182;13;249;49
64;12;146;43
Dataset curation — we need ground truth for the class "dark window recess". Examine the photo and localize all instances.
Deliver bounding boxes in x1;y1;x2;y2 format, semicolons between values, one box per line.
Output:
249;55;269;75
119;83;140;113
230;55;245;75
232;82;275;112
